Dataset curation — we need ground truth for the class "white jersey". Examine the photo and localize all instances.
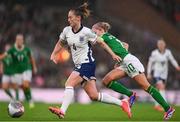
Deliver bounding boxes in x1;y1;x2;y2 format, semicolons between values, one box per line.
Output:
59;26;97;65
147;49;179;80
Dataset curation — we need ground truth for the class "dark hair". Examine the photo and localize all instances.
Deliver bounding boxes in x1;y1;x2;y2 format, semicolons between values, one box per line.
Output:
94;22;111;32
70;2;90;19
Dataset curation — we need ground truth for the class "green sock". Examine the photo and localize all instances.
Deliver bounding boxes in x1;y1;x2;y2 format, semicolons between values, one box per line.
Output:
15;89;19;100
146;85;170;112
5;89;13;99
23;87;32;102
108;81;133;97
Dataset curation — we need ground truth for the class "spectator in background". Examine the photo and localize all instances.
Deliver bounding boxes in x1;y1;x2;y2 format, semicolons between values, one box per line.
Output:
147;39;180;111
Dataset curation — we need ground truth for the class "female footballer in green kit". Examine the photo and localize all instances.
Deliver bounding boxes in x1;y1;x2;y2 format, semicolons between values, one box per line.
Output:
0;44;18;100
92;22;175;120
0;34;37;108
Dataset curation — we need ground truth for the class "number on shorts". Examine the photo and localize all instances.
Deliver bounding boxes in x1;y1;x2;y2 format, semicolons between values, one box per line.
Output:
127;63;136;73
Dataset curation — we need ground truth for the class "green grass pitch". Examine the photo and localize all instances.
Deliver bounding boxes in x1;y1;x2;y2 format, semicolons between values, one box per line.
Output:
0;102;179;122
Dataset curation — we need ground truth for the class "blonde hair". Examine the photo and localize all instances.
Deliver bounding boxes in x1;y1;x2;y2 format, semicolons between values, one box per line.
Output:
71;2;90;19
94;22;111;32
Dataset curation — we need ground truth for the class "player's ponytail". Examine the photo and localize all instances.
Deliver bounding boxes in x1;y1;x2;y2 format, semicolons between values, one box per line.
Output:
71;2;90;20
94;22;111;32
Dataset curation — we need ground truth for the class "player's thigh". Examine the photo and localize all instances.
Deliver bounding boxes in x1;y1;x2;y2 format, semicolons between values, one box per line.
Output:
22;80;30;88
65;71;83;87
102;68;126;86
133;73;150;90
83;80;98;101
22;70;32;88
11;82;19;89
22;70;32;82
2;75;11;89
2;82;9;89
12;74;23;86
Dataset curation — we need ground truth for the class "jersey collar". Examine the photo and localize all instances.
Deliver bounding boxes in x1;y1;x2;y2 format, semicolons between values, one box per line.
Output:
71;24;83;34
158;49;166;54
14;44;25;51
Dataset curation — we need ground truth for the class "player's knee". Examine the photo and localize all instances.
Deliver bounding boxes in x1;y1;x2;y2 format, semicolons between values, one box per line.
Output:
22;82;30;89
12;83;18;89
2;85;8;90
141;83;150;91
156;83;165;90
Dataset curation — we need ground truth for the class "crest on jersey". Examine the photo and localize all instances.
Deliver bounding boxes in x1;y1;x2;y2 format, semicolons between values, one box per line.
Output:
79;36;84;43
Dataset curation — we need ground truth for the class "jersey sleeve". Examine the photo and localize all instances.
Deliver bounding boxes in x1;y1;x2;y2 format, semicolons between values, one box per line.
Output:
167;50;179;68
7;48;13;56
101;34;109;43
59;27;68;44
86;29;97;44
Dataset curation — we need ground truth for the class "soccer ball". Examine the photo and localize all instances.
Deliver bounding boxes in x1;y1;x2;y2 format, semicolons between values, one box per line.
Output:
8;101;24;118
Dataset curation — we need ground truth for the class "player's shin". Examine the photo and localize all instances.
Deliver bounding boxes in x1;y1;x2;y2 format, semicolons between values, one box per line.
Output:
23;87;32;101
60;86;74;114
146;85;170;112
108;81;133;97
15;89;19;100
4;89;13;99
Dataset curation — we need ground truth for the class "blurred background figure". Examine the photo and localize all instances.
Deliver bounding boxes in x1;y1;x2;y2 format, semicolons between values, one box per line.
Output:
0;44;17;100
11;34;37;108
147;39;180;111
0;34;37;108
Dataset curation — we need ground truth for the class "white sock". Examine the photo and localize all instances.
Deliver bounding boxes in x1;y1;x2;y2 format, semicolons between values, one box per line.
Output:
60;86;74;114
98;92;122;106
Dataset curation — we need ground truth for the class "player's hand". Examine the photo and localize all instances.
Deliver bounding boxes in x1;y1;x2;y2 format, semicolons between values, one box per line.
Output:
50;52;58;64
147;74;152;80
114;62;120;69
112;54;122;62
176;66;180;71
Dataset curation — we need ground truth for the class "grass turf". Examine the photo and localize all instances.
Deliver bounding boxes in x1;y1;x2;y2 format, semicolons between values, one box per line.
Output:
0;102;179;121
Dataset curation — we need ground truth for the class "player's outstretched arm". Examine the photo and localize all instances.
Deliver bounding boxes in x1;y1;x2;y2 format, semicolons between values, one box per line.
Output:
30;55;37;74
50;39;64;64
0;61;3;74
96;37;122;62
168;50;180;71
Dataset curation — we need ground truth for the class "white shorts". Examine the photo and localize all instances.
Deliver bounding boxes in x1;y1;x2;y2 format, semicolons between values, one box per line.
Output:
2;75;13;83
117;54;145;78
12;70;32;85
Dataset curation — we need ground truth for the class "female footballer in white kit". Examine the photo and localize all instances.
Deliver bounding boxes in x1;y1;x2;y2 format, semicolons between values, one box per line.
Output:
147;39;180;111
48;3;132;119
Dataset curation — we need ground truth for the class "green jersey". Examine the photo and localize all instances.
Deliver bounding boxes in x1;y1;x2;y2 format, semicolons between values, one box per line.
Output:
101;33;129;59
8;45;32;73
2;54;14;75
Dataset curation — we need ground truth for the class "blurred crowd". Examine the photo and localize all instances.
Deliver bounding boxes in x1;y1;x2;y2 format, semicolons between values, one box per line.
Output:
0;1;179;89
